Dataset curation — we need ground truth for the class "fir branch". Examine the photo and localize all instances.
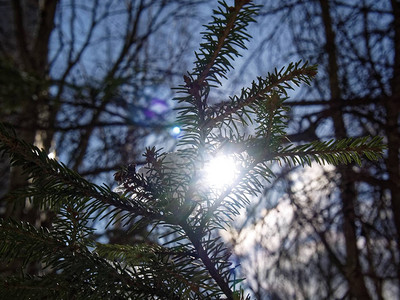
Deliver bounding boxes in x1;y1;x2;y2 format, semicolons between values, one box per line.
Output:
95;241;210;297
174;0;261;154
180;220;234;299
272;136;385;167
198;136;384;230
0;0;387;298
193;0;260;85
0;219;63;266
203;61;317;130
0;219;183;299
0;123;164;224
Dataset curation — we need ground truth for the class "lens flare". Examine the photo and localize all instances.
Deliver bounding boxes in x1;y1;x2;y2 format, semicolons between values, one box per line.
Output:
171;126;181;136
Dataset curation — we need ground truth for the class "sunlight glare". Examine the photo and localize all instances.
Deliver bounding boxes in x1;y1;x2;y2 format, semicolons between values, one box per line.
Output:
204;155;238;189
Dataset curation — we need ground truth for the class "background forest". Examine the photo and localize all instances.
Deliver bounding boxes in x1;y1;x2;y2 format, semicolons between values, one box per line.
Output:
0;0;399;299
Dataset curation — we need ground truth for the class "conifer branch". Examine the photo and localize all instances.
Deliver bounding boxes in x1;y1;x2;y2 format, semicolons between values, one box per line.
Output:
0;124;163;223
0;1;387;298
272;136;385;167
203;61;317;130
180;220;234;299
196;0;251;85
199;136;384;229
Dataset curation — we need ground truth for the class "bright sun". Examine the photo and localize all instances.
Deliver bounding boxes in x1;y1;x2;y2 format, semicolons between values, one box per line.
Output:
203;155;238;189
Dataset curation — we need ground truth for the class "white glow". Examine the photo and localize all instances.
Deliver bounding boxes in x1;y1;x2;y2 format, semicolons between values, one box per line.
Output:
204;155;238;188
48;152;56;159
171;126;181;135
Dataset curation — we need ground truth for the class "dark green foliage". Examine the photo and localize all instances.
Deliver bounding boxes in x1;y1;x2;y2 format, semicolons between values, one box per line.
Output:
0;58;43;114
0;1;385;299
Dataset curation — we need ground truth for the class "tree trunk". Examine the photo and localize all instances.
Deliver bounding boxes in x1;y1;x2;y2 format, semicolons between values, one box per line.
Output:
386;0;400;282
318;1;371;299
1;0;58;224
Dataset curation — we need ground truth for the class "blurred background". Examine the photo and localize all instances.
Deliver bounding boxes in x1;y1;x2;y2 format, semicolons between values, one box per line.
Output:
0;0;398;298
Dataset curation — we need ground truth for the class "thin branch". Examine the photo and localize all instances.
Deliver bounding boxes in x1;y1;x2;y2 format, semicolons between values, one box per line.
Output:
180;221;233;300
204;65;316;129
